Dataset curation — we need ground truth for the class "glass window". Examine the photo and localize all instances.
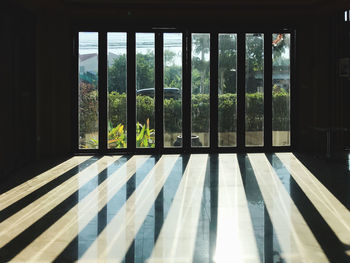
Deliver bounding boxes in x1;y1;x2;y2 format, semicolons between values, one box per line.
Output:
191;33;210;147
107;33;127;149
136;33;155;148
218;34;237;147
272;33;291;146
164;33;183;147
245;33;264;147
78;32;99;149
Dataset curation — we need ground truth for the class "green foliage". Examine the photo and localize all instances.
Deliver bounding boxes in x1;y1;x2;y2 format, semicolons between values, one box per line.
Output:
218;93;237;132
164;98;182;133
108;123;126;148
191;94;210;132
108;54;127;93
86;138;98;149
136;53;155;90
192;34;210;94
246;92;264;130
104;92;290;136
136;95;155;129
81;36;290;147
78;82;98;139
108;52;155;93
80;90;290;146
86;120;155;149
164;65;182;89
218;34;237;94
108;91;127;127
272;87;290;131
136;119;155;148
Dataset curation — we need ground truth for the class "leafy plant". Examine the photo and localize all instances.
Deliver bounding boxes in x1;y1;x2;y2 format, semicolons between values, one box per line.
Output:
87;119;155;148
108;123;126;148
136;118;155;148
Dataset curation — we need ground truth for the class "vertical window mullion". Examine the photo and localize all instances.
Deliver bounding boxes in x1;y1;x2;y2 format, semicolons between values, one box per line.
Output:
183;31;191;152
210;32;219;150
264;33;273;149
290;31;296;148
155;32;164;151
237;33;246;150
73;31;79;152
127;32;136;151
99;31;107;152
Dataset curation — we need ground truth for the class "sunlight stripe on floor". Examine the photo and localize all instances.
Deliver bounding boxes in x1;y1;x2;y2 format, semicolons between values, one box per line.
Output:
0;156;91;211
147;154;208;263
10;155;150;263
214;154;260;263
276;152;350;246
0;156;119;248
248;154;328;263
78;155;180;263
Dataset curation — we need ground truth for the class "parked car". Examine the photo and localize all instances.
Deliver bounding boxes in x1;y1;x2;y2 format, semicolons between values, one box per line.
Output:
136;88;181;99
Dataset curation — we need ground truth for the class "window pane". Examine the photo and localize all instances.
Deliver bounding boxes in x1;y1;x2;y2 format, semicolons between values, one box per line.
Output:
164;33;183;147
107;33;127;149
136;33;155;148
272;33;291;146
218;34;237;147
245;33;264;147
191;33;210;147
79;32;99;149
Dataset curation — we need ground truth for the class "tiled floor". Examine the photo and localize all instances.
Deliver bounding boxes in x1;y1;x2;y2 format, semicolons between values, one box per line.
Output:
0;153;350;262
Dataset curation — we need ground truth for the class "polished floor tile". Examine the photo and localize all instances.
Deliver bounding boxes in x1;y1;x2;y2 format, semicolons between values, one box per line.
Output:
0;153;349;262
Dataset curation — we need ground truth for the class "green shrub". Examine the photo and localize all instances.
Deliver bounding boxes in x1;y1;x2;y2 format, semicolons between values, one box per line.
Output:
164;98;182;133
79;91;290;138
218;93;237;132
136;95;155;129
108;91;127;127
78;82;98;138
272;91;290;131
191;94;210;132
246;92;264;130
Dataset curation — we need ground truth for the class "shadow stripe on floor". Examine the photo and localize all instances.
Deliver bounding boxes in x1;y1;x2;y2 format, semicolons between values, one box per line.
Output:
0;156;130;262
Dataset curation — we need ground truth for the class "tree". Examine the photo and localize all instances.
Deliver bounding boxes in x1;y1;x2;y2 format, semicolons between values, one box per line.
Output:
218;34;237;94
136;52;155;90
107;34;289;95
108;54;126;93
246;34;264;93
164;50;182;90
108;52;155;93
79;81;98;139
192;34;210;94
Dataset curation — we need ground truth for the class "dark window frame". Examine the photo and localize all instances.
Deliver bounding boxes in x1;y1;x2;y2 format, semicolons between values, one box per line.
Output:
73;25;295;155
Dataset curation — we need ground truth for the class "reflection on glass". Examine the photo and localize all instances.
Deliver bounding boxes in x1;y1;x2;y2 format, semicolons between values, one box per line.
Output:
136;33;155;148
78;32;99;149
191;33;210;147
245;33;264;146
218;34;237;147
107;33;127;149
272;33;290;146
164;33;183;147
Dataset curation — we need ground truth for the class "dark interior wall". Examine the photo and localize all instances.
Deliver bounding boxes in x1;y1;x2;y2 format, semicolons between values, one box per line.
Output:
35;13;72;159
295;15;350;153
3;2;349;174
295;17;335;152
337;20;350;151
1;8;36;178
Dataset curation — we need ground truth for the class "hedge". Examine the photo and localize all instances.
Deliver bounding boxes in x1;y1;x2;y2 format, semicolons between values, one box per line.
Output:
80;90;290;137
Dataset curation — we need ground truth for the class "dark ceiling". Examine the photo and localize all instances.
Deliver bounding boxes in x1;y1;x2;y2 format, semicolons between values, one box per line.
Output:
7;0;350;20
